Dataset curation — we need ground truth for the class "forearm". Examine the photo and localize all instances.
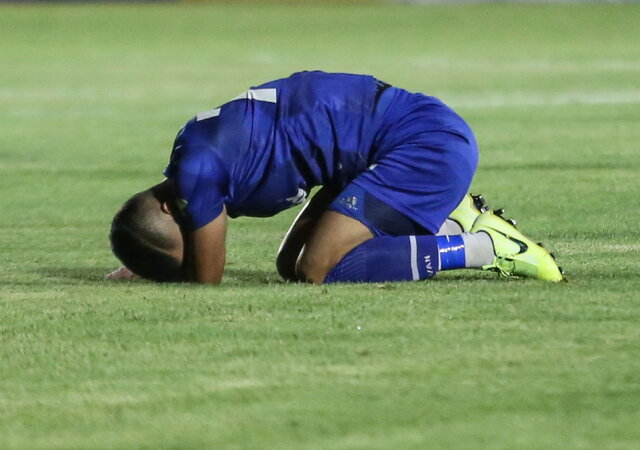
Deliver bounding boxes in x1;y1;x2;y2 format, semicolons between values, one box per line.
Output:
183;208;228;284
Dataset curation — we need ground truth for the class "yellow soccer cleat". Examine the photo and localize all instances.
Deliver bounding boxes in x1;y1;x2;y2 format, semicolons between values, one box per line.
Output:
471;210;566;282
449;193;489;232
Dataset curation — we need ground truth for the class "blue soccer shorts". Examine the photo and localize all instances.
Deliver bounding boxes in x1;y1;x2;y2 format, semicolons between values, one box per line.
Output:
328;119;478;236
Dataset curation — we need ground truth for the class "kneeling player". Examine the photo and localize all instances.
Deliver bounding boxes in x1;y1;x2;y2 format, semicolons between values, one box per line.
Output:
107;71;564;284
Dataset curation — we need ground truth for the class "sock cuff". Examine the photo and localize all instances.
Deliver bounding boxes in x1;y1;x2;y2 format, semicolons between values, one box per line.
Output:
435;235;466;270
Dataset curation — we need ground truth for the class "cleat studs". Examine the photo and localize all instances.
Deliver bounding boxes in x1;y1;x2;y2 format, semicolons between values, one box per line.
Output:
471;194;488;212
506;219;517;227
550;252;557;260
537;242;545;248
559;267;568;282
494;208;505;217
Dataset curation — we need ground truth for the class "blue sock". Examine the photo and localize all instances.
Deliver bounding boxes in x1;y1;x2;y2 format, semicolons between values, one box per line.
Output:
324;235;468;283
435;235;467;270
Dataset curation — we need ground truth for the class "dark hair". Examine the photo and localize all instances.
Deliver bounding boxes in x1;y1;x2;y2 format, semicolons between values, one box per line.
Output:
109;191;182;282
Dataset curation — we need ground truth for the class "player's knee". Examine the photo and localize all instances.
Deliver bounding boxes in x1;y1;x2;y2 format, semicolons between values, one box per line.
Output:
296;251;335;284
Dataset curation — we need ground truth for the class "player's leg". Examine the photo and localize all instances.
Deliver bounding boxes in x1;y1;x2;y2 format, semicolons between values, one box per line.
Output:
323;231;495;283
298;119;481;284
296;210;374;283
294;186;564;283
296;184;496;284
316;187;564;283
284;189;488;283
296;181;435;283
278;188;488;282
302;142;563;282
294;110;564;283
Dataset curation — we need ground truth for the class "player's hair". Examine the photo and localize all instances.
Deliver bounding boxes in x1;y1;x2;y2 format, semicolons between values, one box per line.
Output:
109;189;182;282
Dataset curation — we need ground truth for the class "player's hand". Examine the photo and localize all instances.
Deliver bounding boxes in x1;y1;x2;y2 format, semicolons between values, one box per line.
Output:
105;266;140;281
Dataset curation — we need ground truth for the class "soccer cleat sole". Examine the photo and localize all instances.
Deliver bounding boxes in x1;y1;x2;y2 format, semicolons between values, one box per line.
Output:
558;266;568;282
470;194;489;213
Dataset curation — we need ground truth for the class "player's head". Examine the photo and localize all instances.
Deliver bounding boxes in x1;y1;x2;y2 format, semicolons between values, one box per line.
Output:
109;182;184;282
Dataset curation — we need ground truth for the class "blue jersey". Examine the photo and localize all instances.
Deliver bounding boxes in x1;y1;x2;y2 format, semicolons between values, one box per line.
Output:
164;71;475;230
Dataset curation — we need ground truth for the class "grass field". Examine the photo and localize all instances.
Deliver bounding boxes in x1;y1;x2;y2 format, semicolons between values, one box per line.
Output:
1;2;640;448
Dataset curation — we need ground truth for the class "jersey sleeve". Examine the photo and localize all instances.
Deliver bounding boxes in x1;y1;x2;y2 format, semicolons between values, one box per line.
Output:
164;134;229;230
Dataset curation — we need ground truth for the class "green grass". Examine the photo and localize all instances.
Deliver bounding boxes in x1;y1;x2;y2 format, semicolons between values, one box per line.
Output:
1;2;640;448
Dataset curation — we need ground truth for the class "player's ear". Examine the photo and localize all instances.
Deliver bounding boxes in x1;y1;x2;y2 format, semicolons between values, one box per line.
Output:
155;179;178;216
160;201;172;215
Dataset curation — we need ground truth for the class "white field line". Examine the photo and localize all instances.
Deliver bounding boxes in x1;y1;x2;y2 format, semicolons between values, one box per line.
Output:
0;87;144;101
448;91;640;108
600;244;640;252
410;58;640;72
2;85;640;109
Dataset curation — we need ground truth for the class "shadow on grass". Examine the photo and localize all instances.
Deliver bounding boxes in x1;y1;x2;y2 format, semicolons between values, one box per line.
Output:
37;267;115;283
33;266;283;286
223;268;283;285
34;266;634;287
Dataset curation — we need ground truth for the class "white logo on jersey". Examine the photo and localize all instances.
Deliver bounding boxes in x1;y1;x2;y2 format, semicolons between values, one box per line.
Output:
286;188;307;205
231;88;277;103
196;88;277;122
196;108;221;122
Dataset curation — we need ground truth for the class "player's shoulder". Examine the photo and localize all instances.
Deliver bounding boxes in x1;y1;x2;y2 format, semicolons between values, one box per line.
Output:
258;71;380;114
291;70;375;82
173;116;215;149
166;120;227;178
256;71;376;90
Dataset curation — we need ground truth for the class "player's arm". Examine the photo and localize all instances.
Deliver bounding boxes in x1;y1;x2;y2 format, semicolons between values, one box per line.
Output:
276;187;337;281
164;134;231;284
182;207;228;284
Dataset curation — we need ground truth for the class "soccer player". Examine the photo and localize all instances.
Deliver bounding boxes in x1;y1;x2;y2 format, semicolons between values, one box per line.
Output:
108;71;564;284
